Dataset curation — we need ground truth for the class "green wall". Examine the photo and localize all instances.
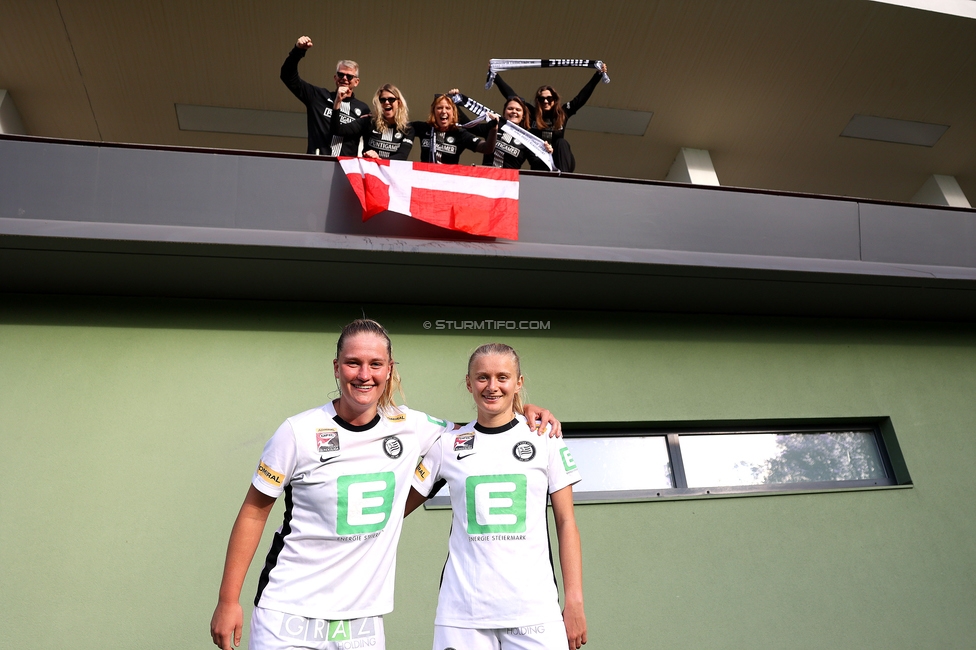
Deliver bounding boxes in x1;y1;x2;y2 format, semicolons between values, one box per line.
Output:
2;295;974;649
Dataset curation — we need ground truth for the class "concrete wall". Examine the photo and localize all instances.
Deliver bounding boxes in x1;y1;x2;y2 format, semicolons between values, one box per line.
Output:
2;294;974;649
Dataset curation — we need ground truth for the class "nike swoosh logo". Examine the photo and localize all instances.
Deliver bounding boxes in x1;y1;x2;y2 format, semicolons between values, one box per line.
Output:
320;456;340;464
457;452;477;460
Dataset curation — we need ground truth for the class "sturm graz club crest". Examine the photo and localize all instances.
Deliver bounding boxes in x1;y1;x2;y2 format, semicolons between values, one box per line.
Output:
383;436;403;459
512;440;536;462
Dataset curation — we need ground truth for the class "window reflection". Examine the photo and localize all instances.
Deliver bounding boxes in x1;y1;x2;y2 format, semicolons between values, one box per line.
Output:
681;431;886;488
564;437;672;492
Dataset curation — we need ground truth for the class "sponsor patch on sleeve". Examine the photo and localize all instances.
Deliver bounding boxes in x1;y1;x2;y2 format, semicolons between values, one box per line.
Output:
415;459;430;481
387;412;407;423
426;414;448;428
257;461;284;487
560;447;578;472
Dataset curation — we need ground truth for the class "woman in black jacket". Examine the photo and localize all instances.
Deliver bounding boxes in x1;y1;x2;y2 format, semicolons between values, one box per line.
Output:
408;94;497;165
493;63;608;172
332;84;415;160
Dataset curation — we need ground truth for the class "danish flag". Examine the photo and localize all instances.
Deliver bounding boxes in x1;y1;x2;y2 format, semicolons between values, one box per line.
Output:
338;157;519;240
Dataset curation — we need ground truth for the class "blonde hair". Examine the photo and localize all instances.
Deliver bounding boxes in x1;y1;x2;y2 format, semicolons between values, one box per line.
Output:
371;84;409;134
335;319;403;415
467;343;524;415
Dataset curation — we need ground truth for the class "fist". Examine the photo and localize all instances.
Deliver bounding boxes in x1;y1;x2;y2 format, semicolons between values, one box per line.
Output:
296;36;313;49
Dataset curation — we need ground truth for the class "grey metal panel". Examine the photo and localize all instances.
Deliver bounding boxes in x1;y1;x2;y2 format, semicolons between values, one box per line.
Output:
0;137;863;259
860;202;976;268
233;155;333;232
0;139;100;222
0;138;490;240
518;174;862;260
2;135;975;297
90;146;241;228
5;215;976;282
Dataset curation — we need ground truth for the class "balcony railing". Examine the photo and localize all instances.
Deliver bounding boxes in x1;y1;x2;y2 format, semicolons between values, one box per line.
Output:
2;135;974;319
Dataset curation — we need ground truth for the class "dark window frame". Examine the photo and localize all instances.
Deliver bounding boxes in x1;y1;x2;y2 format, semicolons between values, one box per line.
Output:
563;416;911;504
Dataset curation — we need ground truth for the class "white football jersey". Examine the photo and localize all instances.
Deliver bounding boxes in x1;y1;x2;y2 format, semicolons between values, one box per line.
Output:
251;402;453;620
413;415;581;628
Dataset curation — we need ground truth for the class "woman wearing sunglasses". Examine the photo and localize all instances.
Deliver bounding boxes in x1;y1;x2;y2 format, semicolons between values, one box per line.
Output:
332;84;415;160
493;63;608;173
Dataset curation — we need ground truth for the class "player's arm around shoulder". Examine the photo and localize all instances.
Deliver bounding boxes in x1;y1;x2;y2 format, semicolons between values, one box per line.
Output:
523;404;563;437
401;406;453;431
404;420;448;517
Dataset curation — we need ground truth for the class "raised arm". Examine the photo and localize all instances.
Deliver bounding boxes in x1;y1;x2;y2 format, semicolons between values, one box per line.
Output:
280;36;316;104
551;485;587;649
494;73;530;108
563;64;608;118
210;486;276;650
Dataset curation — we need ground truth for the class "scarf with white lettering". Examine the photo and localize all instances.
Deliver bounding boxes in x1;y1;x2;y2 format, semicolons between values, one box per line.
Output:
485;59;610;89
428;125;438;163
452;93;555;171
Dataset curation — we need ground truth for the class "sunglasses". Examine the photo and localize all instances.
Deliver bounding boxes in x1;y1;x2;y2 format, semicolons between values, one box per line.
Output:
378;96;398;104
538;96;555;104
335;72;357;81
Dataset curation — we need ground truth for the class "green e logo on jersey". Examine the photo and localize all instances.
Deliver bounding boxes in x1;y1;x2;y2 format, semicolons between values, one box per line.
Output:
466;474;527;534
337;472;395;535
560;447;577;472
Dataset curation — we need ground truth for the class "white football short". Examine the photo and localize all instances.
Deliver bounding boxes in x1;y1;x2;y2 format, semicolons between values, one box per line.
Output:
249;606;385;650
432;620;567;650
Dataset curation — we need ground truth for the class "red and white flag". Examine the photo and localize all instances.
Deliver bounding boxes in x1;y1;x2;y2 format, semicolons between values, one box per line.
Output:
339;157;519;240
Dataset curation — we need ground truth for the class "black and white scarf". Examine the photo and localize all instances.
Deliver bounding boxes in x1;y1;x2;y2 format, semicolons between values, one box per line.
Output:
452;93;555;171
485;58;610;89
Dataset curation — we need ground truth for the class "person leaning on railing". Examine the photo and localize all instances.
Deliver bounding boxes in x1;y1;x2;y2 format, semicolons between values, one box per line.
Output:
408;94;497;165
331;84;415;160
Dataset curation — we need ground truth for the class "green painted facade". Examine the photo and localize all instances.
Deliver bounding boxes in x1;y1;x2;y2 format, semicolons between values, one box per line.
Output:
2;294;974;649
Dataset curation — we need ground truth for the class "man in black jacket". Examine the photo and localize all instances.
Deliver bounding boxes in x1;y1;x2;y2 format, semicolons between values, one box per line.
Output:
280;35;371;156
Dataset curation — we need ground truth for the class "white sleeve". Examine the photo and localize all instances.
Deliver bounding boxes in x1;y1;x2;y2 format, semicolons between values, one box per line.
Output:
251;419;298;498
410;408;455;456
412;434;445;497
549;438;582;494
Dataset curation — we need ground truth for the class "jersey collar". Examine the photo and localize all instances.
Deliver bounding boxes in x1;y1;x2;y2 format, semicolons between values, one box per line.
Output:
474;417;519;435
